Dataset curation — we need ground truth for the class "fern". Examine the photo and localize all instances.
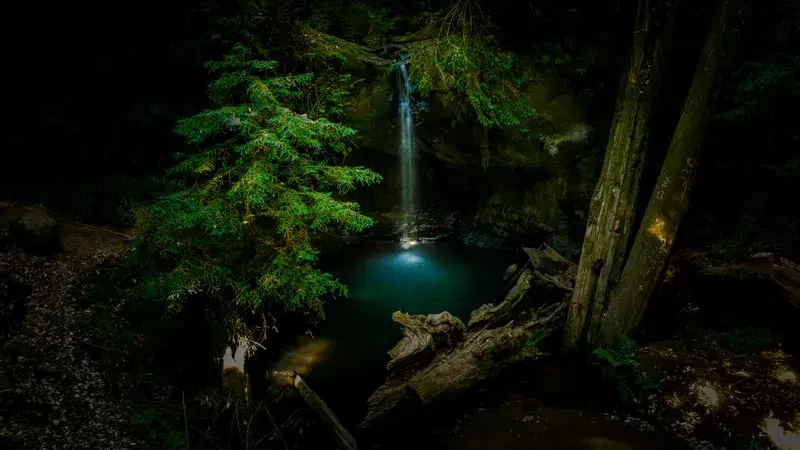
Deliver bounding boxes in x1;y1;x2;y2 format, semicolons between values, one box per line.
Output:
592;336;658;402
717;327;776;353
131;43;381;339
523;330;550;353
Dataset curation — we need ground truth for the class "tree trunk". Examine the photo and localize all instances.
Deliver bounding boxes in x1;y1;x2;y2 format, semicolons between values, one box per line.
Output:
564;0;673;346
595;0;730;346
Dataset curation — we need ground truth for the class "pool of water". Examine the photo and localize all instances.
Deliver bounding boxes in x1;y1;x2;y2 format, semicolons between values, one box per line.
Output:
304;241;522;425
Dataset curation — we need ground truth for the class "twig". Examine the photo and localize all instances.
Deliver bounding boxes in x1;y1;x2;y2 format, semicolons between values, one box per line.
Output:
235;406;243;448
182;391;190;450
253;409;301;447
227;404;236;448
81;341;131;357
188;425;223;450
63;219;134;240
246;399;264;449
265;405;290;450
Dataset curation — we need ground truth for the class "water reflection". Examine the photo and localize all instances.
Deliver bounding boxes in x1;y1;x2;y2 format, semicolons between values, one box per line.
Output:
397;251;423;265
308;242;518;424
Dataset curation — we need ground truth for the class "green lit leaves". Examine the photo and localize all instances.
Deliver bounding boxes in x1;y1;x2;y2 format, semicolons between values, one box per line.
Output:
718;56;800;121
257;245;347;320
305;191;374;233
204;43;278;74
132;43;381;331
409;34;535;130
319;165;382;194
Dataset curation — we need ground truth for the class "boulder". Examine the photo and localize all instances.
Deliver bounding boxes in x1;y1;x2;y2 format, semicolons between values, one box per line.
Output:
0;207;62;254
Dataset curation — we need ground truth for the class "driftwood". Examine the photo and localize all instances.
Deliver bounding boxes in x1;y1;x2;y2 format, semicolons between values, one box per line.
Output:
294;375;358;450
692;252;800;308
272;370;357;450
358;244;575;429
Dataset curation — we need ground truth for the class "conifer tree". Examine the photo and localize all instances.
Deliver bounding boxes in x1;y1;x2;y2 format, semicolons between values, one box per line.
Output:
132;43;381;338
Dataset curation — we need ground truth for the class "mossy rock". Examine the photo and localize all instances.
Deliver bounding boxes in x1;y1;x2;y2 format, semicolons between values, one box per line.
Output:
475;176;568;235
303;26;393;79
493;77;591;171
345;81;394;152
0;206;62;255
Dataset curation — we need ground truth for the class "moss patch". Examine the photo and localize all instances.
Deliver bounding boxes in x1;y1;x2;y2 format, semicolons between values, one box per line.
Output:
475;176;567;234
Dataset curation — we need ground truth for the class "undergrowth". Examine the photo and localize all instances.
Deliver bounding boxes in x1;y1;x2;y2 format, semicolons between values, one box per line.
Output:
591;336;659;403
716;327;776;354
131;406;187;450
523;330;550;355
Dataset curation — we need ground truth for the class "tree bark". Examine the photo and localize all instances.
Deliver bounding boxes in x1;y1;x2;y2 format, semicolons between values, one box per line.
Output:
595;0;730;346
564;0;673;346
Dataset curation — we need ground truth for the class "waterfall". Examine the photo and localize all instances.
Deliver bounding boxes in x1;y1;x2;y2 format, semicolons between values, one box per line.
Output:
396;57;416;227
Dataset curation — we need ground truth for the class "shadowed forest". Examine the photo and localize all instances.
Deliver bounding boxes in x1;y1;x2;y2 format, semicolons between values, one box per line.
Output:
1;0;800;448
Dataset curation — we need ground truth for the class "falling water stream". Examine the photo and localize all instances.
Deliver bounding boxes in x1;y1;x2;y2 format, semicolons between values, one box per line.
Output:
263;53;523;434
396;56;416;235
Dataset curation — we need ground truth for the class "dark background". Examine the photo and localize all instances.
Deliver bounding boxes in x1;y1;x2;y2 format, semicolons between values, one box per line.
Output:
1;0;797;253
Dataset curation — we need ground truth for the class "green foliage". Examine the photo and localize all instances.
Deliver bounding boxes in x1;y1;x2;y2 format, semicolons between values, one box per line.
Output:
131;406;187;450
406;0;535;130
717;57;800;121
735;439;769;450
703;195;800;259
305;0;395;43
409;34;535;129
523;330;550;353
765;153;800;178
718;1;800;121
592;337;659;402
531;41;587;78
717;327;776;354
132;43;381;337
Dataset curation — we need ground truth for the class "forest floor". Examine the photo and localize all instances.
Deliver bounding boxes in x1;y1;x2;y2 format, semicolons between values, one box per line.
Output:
0;211;144;449
2;204;800;450
430;330;800;450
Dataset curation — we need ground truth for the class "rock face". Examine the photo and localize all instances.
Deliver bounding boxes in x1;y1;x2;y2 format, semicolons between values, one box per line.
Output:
1;207;62;255
333;31;600;243
349;73;592;170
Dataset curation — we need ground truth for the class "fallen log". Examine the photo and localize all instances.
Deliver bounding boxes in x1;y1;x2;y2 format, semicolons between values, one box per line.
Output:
698;253;800;308
673;250;800;309
294;374;358;450
272;371;358;450
358;244;575;429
